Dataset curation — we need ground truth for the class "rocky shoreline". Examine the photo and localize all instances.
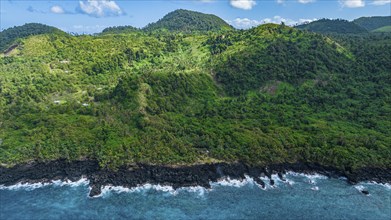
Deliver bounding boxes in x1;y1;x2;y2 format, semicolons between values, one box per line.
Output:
0;159;390;197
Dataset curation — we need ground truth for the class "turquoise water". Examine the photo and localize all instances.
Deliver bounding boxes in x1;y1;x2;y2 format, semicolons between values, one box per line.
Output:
1;173;390;219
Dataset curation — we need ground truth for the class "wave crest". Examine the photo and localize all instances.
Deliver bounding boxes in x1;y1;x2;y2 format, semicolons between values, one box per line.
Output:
0;178;89;191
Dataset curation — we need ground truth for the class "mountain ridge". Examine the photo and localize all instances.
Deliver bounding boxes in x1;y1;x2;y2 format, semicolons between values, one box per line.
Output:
295;18;368;34
296;16;391;34
353;16;391;31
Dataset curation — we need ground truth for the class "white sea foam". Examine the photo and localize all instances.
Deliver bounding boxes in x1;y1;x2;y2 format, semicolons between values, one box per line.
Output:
99;185;131;197
286;171;327;184
271;174;288;186
98;175;266;197
311;186;319;191
258;174;295;189
98;175;262;197
99;183;210;197
103;184;175;194
0;182;51;190
354;185;365;191
359;181;391;190
338;176;348;181
285;179;295;186
180;186;209;197
52;178;89;187
259;176;273;189
287;171;328;179
143;184;175;193
211;175;254;188
0;178;89;191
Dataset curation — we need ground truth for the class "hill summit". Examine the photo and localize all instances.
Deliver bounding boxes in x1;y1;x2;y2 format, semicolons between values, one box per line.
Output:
0;23;66;52
353;16;391;31
144;9;233;32
296;19;368;34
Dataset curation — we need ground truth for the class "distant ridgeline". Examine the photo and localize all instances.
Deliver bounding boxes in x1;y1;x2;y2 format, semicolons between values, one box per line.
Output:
0;23;67;52
353;16;391;32
101;26;141;34
296;16;391;34
296;19;368;34
0;10;390;172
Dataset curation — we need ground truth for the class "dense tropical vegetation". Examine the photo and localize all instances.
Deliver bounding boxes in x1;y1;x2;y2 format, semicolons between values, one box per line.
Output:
101;25;140;34
0;11;390;172
144;9;233;32
0;23;66;52
296;16;390;34
296;19;368;34
353;16;391;31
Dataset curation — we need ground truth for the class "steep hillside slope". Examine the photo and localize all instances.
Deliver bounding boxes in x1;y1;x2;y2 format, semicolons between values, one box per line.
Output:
213;24;354;95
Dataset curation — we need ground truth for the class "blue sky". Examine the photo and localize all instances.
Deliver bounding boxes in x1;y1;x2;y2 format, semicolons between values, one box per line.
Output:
1;0;390;33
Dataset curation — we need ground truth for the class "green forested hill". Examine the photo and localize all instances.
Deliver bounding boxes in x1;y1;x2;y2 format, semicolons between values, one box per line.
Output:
296;19;368;34
143;9;233;32
353;16;391;31
101;25;140;34
0;18;390;171
372;26;391;32
0;23;66;52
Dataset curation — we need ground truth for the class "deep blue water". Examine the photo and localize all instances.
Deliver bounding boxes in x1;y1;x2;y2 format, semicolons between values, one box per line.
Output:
1;173;390;220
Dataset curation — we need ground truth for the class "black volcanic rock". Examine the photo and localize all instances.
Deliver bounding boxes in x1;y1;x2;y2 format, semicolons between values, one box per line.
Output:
254;178;266;189
278;172;286;181
1;160;390;197
89;184;102;197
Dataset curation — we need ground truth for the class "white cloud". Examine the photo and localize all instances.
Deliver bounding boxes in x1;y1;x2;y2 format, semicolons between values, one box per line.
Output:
262;16;317;26
51;5;65;14
370;0;391;5
73;24;108;30
228;16;317;29
297;18;317;24
264;16;296;26
78;0;123;17
276;0;285;4
70;24;109;33
339;0;365;8
230;0;257;10
228;18;263;29
298;0;315;3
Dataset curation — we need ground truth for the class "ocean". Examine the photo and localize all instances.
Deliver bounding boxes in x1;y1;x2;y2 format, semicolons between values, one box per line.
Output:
1;172;390;220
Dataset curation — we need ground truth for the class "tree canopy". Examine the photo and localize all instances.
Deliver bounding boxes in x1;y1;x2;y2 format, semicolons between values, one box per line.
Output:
296;19;368;34
0;23;66;52
143;9;233;33
0;16;390;172
353;16;391;31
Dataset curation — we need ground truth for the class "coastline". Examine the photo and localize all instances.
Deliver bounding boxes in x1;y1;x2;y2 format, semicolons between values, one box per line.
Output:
1;159;390;197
